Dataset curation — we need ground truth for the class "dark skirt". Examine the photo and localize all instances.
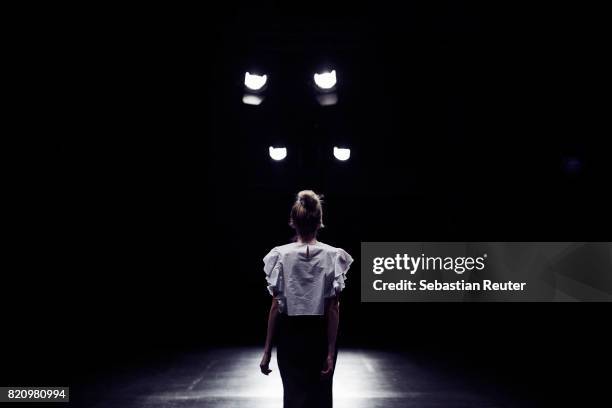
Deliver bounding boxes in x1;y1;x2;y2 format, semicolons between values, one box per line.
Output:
275;313;338;408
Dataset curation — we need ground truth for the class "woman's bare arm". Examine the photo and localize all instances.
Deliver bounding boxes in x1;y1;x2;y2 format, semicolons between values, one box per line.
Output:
260;297;280;375
321;295;340;378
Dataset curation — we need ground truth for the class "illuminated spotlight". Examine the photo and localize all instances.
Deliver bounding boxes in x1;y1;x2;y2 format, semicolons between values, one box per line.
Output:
269;146;287;161
242;94;264;106
244;72;267;91
314;69;337;90
316;93;338;106
333;147;350;161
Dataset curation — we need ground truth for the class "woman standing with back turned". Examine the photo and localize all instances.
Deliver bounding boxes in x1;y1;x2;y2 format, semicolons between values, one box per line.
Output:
259;190;354;408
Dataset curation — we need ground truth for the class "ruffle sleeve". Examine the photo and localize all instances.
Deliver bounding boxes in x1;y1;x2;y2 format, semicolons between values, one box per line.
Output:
328;248;354;296
263;248;284;297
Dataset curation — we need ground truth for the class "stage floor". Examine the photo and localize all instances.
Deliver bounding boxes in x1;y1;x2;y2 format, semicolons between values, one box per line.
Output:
75;347;536;407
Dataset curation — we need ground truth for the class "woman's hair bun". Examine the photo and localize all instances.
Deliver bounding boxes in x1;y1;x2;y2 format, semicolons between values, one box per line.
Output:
298;190;320;210
290;190;324;236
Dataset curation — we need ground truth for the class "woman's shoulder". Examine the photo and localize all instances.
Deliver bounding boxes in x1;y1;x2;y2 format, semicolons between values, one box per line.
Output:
279;241;338;250
266;243;299;259
315;242;352;261
315;241;338;252
273;242;299;252
269;241;347;257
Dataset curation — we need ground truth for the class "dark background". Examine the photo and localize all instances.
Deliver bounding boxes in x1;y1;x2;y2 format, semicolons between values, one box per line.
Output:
4;2;611;406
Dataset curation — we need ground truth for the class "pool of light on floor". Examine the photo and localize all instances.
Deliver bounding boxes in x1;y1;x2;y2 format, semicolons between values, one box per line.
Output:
144;349;417;404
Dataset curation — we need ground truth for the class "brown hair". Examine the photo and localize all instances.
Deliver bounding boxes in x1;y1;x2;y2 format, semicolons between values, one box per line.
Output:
289;190;324;239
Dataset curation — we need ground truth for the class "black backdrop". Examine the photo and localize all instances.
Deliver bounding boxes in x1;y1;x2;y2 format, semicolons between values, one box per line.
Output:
4;3;611;405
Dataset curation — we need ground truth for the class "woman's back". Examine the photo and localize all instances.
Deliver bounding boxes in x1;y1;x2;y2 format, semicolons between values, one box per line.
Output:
263;241;353;316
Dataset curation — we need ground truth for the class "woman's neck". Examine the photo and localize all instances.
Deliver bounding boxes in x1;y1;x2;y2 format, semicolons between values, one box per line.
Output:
297;235;317;244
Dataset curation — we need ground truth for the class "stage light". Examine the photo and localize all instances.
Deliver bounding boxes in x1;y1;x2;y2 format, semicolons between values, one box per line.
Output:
316;93;338;106
242;95;264;106
314;70;337;90
244;72;267;91
269;146;287;161
333;147;350;161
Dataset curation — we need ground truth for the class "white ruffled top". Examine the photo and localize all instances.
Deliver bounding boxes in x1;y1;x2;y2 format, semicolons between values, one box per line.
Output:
263;241;354;316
